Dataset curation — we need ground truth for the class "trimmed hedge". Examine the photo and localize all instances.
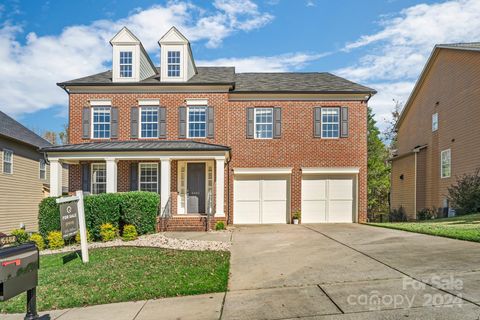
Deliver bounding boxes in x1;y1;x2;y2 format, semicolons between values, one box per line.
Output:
38;192;159;241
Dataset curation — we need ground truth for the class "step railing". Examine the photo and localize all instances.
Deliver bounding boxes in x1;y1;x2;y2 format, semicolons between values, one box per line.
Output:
158;196;172;232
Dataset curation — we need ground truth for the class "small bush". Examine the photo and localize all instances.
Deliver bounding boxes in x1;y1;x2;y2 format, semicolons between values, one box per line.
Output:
47;231;65;249
30;233;45;250
215;221;226;231
389;206;407;222
292;210;301;220
100;223;117;242
119;192;159;235
84;193;121;240
417;208;436;220
448;169;480;215
38;197;61;237
11;229;29;244
122;225;138;241
75;229;93;243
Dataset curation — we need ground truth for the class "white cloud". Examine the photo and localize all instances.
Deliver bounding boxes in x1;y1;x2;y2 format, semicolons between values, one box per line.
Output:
336;0;480;130
0;0;273;117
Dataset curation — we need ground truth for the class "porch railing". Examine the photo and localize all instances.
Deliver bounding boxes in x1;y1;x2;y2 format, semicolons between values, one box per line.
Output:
158;196;172;232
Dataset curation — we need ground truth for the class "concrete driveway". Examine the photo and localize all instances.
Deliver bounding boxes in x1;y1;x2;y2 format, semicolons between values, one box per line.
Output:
223;224;480;319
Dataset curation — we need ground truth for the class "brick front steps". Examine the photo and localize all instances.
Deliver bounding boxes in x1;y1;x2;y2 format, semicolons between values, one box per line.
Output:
158;215;226;232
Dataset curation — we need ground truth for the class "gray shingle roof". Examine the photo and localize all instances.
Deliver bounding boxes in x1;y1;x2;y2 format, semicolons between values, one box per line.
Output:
0;111;52;148
437;42;480;51
40;140;230;152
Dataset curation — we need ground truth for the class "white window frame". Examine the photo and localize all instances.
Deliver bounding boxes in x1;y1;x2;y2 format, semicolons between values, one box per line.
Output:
91;163;107;194
321;107;340;139
39;159;46;180
254;108;273;139
91;106;111;139
187;106;207;138
119;51;133;78
138;163;159;193
139;106;159;139
2;149;13;174
432;113;438;132
441;149;451;179
167;50;181;77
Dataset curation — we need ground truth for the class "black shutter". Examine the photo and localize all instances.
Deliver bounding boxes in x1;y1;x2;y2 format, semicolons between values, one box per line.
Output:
81;163;91;192
314;107;322;137
178;106;187;138
111;107;119;138
158;107;166;138
82;107;90;139
246;108;254;139
340;106;349;138
273;107;282;138
207;106;214;138
130;163;138;191
130;107;139;138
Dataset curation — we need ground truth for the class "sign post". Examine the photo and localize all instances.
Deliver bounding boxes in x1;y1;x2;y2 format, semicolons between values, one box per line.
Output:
56;191;89;263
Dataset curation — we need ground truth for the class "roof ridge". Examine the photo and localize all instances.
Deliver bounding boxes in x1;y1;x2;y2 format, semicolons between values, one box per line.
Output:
0;110;52;147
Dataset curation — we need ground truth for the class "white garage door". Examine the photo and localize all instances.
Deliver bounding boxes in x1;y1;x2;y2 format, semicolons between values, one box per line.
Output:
302;176;354;223
234;176;288;224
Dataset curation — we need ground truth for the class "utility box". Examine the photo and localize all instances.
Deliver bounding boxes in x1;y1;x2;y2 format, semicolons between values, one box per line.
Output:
0;242;39;301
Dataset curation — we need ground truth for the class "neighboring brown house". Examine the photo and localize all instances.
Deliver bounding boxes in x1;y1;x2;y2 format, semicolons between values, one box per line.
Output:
390;43;480;219
42;27;375;230
0;111;68;233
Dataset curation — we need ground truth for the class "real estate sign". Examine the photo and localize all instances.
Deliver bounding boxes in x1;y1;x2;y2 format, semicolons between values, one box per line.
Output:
60;201;79;239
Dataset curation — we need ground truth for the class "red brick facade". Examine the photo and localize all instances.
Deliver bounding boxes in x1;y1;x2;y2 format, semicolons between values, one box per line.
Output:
67;92;368;224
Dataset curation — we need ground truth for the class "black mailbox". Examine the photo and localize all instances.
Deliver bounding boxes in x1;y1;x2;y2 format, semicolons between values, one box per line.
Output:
0;242;39;301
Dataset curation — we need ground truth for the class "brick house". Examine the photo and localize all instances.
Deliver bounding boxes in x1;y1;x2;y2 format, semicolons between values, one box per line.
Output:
42;27;375;230
390;43;480;219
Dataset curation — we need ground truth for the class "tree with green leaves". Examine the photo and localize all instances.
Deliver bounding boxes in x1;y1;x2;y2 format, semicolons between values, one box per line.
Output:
367;107;391;217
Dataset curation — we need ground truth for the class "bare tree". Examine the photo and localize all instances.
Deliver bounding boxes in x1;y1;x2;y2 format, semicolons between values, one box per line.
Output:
58;123;69;145
42;131;58;145
382;99;402;152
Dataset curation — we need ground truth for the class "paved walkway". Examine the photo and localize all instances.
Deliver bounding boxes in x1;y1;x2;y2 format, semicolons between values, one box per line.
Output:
5;224;480;319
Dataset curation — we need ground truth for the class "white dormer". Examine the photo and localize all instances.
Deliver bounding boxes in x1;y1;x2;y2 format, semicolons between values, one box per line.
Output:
110;27;156;83
158;27;197;82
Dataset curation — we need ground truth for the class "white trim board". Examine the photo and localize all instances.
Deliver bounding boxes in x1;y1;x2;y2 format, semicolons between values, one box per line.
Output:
233;167;293;175
301;167;360;174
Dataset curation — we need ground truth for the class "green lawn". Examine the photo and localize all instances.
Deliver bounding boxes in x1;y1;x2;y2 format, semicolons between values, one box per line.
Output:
0;247;230;313
368;213;480;242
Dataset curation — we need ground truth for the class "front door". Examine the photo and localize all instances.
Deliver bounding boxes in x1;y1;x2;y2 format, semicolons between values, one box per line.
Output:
187;163;206;213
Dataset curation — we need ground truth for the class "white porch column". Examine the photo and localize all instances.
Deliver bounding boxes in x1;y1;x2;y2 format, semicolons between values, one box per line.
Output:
160;159;171;213
215;158;225;217
49;159;63;197
105;158;118;193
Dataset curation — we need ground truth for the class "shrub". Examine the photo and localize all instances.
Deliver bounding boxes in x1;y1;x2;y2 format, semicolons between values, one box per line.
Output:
84;193;121;240
30;233;45;250
416;208;436;220
215;221;226;231
388;206;407;222
100;223;117;242
38;197;60;237
448;169;480;215
292;210;301;220
119;192;159;235
75;229;93;243
47;231;65;249
122;225;138;241
11;229;29;244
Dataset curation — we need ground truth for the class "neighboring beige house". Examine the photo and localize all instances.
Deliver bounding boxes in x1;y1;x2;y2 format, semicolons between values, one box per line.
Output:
0;111;68;233
390;43;480;219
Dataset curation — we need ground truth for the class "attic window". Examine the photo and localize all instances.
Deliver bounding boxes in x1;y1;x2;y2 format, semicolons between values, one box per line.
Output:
119;51;133;78
167;51;181;77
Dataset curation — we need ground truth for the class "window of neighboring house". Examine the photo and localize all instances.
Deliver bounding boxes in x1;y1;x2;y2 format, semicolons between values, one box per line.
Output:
39;159;46;180
92;106;111;139
140;107;159;138
187;106;207;138
91;163;107;194
321;107;340;138
139;163;158;192
441;149;451;178
119;51;133;78
254;108;273;139
432;113;438;132
167;51;181;77
2;149;13;174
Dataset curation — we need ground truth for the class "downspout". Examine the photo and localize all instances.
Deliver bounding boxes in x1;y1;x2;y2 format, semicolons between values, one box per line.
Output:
414;151;417;219
226;152;231;225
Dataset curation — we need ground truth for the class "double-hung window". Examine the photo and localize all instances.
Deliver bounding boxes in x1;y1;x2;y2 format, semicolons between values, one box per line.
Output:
140;107;159;138
432;113;438;132
441;149;451;178
92;107;111;139
2;149;13;174
254;108;273;139
321;107;340;138
39;159;46;180
139;163;158;192
119;51;132;78
187;106;207;138
91;163;107;194
167;51;180;77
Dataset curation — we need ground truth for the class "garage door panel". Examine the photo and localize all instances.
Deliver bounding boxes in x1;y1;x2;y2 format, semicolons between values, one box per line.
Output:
302;200;326;223
234;201;260;224
329;179;353;200
262;201;287;223
302;178;326;200
328;200;353;223
263;179;287;201
235;180;261;201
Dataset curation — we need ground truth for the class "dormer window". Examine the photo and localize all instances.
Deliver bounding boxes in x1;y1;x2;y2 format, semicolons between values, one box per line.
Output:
119;51;133;78
167;51;181;77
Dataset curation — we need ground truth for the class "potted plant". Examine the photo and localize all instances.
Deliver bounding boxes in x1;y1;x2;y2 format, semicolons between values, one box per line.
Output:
292;210;301;224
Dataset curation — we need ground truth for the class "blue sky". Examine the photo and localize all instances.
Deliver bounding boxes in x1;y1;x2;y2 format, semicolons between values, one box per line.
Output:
1;0;480;137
